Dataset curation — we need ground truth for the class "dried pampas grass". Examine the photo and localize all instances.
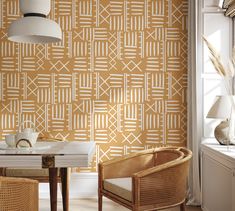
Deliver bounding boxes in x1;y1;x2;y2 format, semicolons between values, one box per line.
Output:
203;36;235;95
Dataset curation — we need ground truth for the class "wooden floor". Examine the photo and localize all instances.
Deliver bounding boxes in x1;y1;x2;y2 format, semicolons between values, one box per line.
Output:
39;198;202;211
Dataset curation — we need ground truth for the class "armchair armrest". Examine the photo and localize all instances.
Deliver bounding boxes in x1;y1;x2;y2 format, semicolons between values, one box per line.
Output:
132;154;192;210
0;176;38;185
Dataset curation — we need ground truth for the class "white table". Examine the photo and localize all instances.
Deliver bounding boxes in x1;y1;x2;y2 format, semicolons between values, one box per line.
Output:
0;141;96;211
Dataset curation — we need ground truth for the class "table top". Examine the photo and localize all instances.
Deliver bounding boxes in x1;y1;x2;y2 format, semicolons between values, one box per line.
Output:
0;141;96;168
0;141;95;155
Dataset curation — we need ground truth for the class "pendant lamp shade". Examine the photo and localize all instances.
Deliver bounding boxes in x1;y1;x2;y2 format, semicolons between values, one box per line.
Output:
8;17;62;44
7;0;62;44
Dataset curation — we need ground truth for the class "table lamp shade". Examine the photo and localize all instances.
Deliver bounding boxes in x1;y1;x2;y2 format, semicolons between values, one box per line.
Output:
207;95;234;119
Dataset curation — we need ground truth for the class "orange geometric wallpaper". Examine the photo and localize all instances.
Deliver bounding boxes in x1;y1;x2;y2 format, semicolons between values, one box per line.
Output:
0;0;188;170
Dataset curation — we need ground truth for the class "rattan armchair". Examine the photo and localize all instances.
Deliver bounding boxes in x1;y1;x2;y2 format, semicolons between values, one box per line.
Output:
0;176;38;211
98;147;192;211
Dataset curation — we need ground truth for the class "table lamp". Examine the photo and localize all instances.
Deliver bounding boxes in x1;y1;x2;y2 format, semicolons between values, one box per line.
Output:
207;95;235;145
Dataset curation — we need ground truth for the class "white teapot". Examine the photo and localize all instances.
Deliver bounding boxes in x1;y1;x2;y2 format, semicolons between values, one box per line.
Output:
15;120;39;148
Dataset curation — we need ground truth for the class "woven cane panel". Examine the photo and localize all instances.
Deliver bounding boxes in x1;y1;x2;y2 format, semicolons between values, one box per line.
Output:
139;162;188;209
0;177;38;211
0;0;188;171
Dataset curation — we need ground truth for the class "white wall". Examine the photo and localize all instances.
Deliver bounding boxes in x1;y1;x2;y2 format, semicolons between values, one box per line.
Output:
39;173;98;199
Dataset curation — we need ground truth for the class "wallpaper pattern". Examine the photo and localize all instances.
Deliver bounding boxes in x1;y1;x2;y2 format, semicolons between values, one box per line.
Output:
0;0;188;170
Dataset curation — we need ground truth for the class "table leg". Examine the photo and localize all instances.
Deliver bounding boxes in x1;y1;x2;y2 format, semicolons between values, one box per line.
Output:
49;168;58;211
60;168;69;211
0;167;6;176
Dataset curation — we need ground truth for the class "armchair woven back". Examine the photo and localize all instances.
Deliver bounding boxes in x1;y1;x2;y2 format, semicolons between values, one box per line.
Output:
0;176;38;211
154;148;185;165
101;149;155;179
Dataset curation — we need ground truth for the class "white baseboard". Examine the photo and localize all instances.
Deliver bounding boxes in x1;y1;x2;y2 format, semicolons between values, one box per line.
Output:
39;172;98;199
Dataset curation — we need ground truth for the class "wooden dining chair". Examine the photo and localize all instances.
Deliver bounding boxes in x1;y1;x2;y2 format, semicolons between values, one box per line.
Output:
98;147;192;211
0;176;38;211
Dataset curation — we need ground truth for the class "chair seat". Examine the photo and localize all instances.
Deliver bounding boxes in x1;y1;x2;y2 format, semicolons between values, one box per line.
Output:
104;177;132;201
5;168;59;177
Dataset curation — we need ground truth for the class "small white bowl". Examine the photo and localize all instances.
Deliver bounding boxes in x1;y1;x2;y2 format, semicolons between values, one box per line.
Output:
5;134;16;148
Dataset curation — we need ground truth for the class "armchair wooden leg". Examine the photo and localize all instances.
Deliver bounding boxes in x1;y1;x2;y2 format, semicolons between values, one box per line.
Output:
180;201;186;211
98;193;103;211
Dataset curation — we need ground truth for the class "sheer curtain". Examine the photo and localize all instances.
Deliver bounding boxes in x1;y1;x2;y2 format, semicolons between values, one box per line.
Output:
187;0;233;205
187;0;201;205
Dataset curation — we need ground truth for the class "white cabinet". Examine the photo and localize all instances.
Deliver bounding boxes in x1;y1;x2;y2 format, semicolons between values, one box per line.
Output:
201;139;235;211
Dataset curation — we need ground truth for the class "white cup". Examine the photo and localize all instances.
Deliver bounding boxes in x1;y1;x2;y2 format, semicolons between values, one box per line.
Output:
5;134;16;148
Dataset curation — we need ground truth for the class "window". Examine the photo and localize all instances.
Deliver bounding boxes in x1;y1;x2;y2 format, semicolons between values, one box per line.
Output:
200;0;233;138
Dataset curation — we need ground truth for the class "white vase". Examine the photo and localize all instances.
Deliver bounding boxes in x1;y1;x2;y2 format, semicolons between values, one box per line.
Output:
214;120;234;145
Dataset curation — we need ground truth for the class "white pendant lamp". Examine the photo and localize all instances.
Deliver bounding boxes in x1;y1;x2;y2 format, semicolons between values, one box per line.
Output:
8;0;62;44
